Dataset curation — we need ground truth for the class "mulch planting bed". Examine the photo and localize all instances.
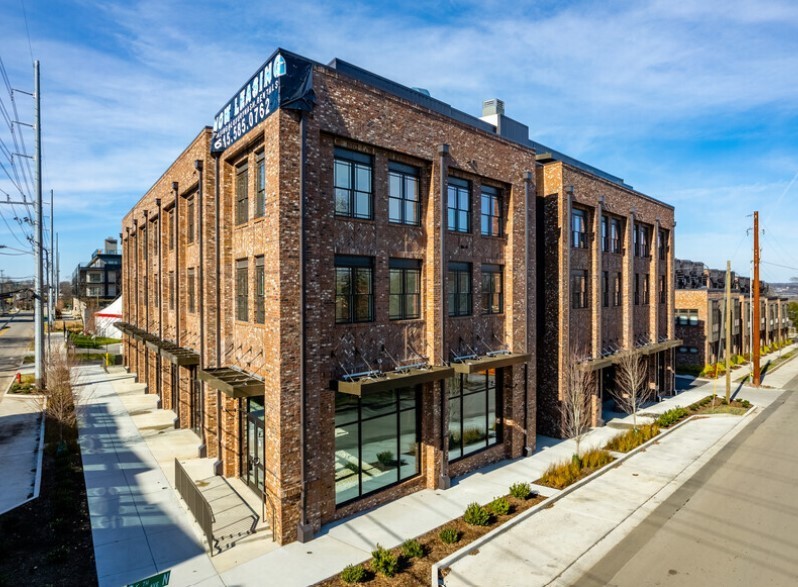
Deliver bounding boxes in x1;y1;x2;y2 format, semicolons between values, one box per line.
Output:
314;493;546;586
0;416;97;586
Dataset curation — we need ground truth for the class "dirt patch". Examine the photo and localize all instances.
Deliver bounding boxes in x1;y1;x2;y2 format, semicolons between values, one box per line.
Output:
0;418;97;585
314;494;546;586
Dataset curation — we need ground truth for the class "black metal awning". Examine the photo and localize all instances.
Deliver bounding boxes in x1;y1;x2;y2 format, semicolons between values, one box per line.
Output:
114;321;131;334
452;352;530;374
333;365;454;397
639;339;683;355
198;367;264;398
585;339;684;371
159;341;200;366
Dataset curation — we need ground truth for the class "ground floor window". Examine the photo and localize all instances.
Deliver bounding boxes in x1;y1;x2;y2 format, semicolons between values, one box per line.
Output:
334;387;420;506
448;370;502;461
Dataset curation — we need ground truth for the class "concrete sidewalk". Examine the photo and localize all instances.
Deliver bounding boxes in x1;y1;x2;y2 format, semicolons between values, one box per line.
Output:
75;365;222;587
439;360;798;587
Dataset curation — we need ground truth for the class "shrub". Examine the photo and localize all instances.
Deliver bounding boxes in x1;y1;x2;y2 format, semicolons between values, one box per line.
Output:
463;502;492;526
371;544;399;577
539;449;614;489
488;496;511;516
401;538;425;559
739;399;752;408
340;563;368;584
509;481;532;500
655;407;689;428
439;527;461;544
580;448;615;468
605;424;660;452
376;451;394;467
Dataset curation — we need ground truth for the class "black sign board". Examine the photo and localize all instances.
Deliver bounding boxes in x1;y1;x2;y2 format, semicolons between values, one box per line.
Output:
211;49;315;153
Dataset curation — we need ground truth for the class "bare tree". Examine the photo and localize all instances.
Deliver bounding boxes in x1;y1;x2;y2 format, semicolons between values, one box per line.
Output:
562;347;595;456
39;345;79;450
611;351;651;431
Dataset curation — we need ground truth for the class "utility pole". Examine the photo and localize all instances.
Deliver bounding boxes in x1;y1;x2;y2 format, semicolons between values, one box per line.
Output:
752;211;761;387
725;260;732;402
49;189;54;328
56;232;59;310
33;60;45;390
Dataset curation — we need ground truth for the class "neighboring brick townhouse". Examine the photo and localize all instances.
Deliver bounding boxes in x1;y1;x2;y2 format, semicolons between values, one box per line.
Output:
117;48;680;545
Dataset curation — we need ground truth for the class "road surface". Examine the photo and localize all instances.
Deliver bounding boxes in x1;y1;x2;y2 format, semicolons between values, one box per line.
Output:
578;372;798;586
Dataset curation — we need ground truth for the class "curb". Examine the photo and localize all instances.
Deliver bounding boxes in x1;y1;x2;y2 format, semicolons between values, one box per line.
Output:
430;409;754;586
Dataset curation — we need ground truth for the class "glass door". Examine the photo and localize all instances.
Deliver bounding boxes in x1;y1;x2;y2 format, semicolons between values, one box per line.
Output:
244;397;265;496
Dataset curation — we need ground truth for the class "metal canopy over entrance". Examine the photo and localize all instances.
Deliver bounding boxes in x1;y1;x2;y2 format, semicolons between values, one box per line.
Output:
198;367;264;398
451;351;530;374
332;365;454;397
160;342;200;366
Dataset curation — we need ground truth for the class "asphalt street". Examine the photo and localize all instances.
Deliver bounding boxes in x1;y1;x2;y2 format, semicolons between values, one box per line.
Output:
578;373;798;586
0;310;34;389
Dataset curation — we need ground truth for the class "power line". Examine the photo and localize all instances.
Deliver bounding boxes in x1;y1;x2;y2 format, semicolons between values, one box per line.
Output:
19;0;35;63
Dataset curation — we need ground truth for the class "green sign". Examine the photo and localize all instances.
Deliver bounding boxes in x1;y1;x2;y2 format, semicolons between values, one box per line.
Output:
128;570;171;587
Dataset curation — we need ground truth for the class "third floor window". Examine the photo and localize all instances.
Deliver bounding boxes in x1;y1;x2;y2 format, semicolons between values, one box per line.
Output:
388;162;420;225
447;177;470;233
480;186;502;237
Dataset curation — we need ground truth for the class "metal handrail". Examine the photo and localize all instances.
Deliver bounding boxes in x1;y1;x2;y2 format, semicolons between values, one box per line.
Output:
174;458;216;554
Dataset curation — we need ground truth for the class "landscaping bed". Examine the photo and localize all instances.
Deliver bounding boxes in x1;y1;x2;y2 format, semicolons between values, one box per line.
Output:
651;395;752;429
0;415;97;586
315;485;545;586
535;448;615;489
8;373;37;394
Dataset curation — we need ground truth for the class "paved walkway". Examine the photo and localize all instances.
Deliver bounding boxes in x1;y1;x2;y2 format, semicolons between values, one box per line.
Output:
77;351;798;587
440;354;798;587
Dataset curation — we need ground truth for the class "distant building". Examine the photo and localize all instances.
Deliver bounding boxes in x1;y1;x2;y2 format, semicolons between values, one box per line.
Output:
72;237;122;304
674;259;790;371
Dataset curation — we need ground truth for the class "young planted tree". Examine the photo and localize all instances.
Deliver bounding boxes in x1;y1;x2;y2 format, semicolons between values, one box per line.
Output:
40;345;79;451
562;348;595;457
611;351;651;431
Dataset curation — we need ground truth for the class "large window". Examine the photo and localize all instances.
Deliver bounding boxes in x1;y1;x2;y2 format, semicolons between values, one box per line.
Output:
610;218;622;253
480;185;502;237
187;268;196;313
481;264;503;314
334;387;420;505
187;196;195;243
676;309;699;326
255;256;265;324
658;229;667;260
571;270;588;309
634;273;640;305
236;162;249;225
388;162;420;225
614;272;622;306
602;271;609;307
168;209;174;250
635;224;650;257
335;255;373;323
447;262;472;317
389;258;421;320
571;208;587;249
168;271;175;310
601;215;609;252
448;371;502;461
659;275;666;304
447;177;470;233
643;273;650;305
255;151;266;218
236;259;248;321
334;148;373;220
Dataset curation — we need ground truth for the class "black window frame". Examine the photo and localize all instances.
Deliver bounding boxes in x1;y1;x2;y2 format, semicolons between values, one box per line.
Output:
334;148;373;220
255;255;265;324
602;270;609;307
610;218;622;253
571;208;588;249
335;255;374;323
481;264;503;314
658;228;667;260
235;161;249;226
447;177;471;233
614;272;622;306
388;161;421;226
447;371;503;462
643;273;650;305
480;185;503;237
187;267;196;313
187;196;195;243
659;274;667;304
634;273;640;305
255;151;266;218
601;215;609;252
236;259;248;322
447;262;472;317
389;258;421;320
571;270;588;309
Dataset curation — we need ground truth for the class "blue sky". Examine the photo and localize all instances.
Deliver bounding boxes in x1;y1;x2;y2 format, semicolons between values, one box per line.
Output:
1;0;797;284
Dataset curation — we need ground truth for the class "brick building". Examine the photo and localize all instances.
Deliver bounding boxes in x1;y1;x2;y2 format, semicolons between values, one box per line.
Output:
117;49;678;545
674;259;790;371
535;153;679;436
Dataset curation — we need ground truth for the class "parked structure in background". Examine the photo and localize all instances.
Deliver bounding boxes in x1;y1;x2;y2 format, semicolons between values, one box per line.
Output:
72;237;122;304
116;49;678;546
674;258;791;372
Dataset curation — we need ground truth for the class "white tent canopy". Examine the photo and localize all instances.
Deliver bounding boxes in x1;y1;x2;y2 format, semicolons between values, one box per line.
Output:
94;296;123;339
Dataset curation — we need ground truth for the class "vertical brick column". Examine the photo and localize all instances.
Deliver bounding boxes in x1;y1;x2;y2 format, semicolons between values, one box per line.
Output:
559;187;571;406
591;200;603;358
622;212;635;349
649;219;660;345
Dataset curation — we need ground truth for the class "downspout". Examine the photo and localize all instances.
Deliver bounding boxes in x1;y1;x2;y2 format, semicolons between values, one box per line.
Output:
297;111;312;542
438;144;450;489
173;182;180;346
524;170;533;455
214;153;223;475
195;159;207;456
156;198;163;408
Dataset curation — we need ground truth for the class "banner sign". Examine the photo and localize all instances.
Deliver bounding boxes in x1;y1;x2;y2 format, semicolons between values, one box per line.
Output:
211;49;315;153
